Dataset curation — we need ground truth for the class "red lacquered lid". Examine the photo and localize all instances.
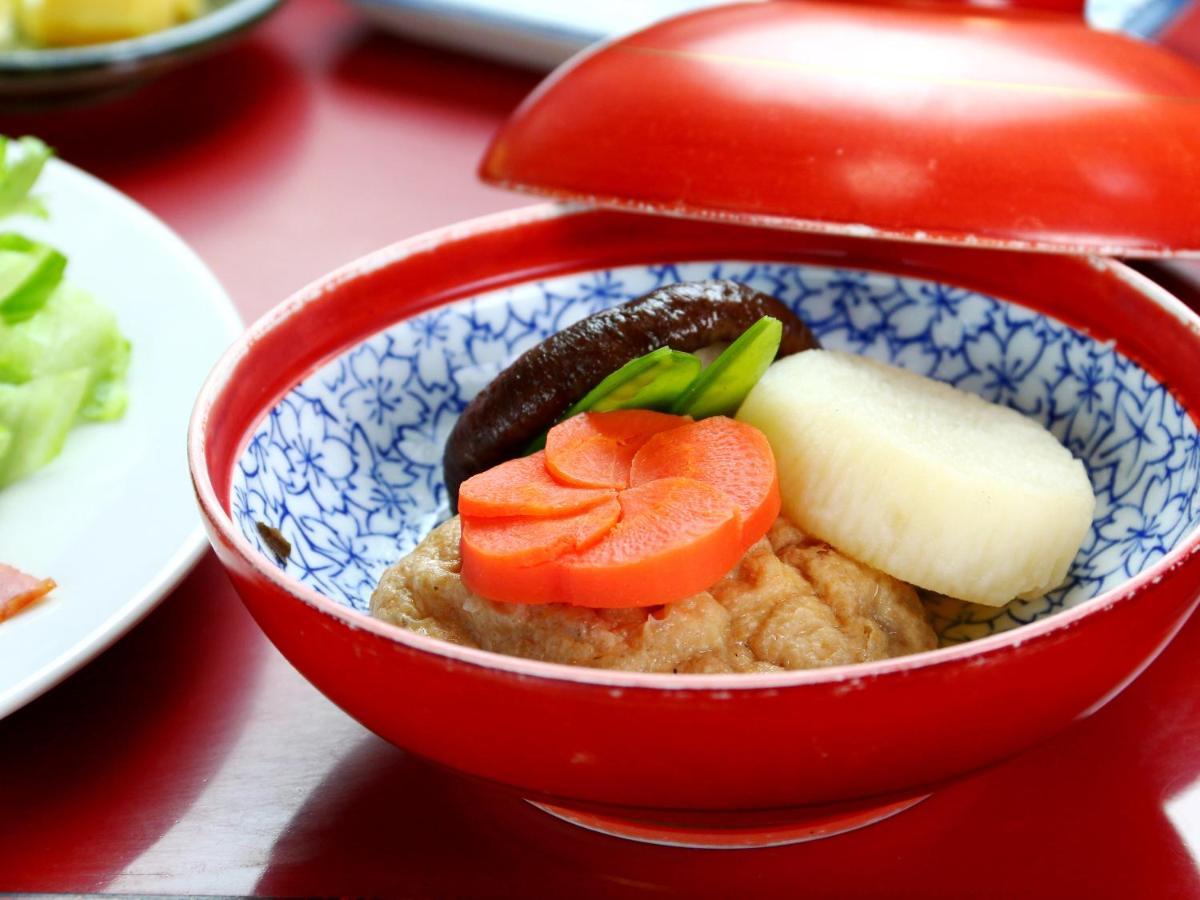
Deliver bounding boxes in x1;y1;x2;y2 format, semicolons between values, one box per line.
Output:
482;0;1200;257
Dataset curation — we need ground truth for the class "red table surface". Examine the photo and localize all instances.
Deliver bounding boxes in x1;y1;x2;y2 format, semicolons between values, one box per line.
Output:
3;1;1200;896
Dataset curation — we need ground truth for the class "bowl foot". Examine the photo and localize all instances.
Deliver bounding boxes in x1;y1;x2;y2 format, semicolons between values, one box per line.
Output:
527;792;929;849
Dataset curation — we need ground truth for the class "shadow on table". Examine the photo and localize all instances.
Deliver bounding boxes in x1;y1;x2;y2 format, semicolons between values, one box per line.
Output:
253;610;1200;898
329;28;540;118
0;555;268;893
0;35;310;203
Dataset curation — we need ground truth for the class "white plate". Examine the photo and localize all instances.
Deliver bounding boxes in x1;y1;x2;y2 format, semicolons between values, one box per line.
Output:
0;158;241;719
347;0;1187;72
347;0;742;70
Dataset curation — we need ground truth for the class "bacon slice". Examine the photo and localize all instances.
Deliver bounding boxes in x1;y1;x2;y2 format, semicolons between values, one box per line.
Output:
0;564;55;622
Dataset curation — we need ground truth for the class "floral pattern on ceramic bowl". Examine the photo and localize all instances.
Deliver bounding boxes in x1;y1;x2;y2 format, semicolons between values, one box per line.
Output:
230;261;1200;644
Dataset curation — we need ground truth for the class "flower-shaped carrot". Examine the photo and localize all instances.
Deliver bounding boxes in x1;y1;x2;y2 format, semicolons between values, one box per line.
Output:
459;410;779;608
544;409;683;489
630;416;781;544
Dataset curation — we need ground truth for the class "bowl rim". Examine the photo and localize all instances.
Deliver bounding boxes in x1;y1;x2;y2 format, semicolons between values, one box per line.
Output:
0;0;281;72
189;201;1200;692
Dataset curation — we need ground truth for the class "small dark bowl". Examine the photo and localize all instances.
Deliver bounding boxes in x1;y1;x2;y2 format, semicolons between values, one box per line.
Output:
0;0;281;102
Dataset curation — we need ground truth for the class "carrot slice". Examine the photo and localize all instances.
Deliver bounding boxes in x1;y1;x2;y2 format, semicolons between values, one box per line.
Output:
458;451;616;518
556;477;743;608
459;552;561;606
463;494;624;578
629;416;781;545
457;413;781;609
545;410;688;489
0;564;56;623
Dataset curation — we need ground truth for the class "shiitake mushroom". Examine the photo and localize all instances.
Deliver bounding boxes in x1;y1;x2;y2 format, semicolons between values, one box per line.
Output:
443;280;820;510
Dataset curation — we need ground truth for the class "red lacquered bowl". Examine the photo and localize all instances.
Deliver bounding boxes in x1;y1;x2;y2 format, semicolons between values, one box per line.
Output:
189;205;1200;848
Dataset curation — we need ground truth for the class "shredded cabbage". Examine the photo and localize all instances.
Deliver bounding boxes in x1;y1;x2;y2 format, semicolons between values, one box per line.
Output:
0;136;131;489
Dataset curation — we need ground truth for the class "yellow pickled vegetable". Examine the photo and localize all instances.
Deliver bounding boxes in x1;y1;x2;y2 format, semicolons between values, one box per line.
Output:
0;0;16;48
17;0;204;47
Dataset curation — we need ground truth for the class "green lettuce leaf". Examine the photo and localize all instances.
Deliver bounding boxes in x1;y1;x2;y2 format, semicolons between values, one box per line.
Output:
0;281;130;419
0;137;52;221
0;239;68;323
0;135;132;488
0;368;90;489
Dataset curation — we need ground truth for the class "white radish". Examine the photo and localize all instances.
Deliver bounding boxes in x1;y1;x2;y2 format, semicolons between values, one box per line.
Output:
737;351;1095;607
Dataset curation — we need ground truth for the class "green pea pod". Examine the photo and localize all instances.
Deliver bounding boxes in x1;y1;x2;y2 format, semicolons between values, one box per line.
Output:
526;346;702;452
565;345;701;417
671;316;783;418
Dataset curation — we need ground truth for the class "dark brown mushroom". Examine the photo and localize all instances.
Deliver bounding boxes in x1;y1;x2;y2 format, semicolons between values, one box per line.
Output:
443;280;820;510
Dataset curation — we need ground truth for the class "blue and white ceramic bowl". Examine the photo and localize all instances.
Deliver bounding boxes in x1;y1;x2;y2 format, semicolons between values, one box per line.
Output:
0;0;280;101
230;256;1200;643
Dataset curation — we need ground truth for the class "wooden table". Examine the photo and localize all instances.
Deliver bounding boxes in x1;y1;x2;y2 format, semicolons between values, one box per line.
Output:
2;1;1200;895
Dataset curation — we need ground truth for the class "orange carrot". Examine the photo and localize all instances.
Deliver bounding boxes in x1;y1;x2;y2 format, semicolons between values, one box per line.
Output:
461;496;621;593
458;551;561;606
458;411;781;609
555;477;743;607
458;451;616;518
629;416;781;545
544;409;688;489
